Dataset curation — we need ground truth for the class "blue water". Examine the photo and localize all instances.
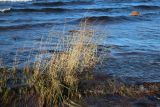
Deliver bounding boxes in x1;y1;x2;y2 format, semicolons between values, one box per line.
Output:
0;0;160;82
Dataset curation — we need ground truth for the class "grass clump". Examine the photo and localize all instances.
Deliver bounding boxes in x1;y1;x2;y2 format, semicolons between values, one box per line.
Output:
0;22;100;107
29;22;99;106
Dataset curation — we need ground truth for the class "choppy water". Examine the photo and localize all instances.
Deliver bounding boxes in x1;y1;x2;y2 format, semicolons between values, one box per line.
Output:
0;0;160;82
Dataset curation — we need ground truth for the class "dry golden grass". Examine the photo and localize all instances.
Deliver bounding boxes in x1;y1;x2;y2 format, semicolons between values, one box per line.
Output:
0;21;100;106
28;22;99;106
0;22;104;107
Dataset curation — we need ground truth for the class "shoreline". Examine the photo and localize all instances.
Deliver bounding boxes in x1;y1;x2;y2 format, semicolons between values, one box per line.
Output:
0;69;160;107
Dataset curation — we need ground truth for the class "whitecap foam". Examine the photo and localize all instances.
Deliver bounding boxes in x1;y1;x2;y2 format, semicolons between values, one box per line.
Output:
0;8;11;13
0;0;32;2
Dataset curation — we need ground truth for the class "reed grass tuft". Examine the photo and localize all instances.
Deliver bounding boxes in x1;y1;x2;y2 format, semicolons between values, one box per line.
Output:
0;21;101;106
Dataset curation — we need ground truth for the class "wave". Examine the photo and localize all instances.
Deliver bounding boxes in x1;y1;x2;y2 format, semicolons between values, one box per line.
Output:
78;14;155;24
0;8;11;13
0;7;127;13
32;2;65;6
0;0;31;2
79;8;115;12
79;16;132;23
0;23;54;31
143;12;160;16
133;5;160;10
32;1;93;6
0;16;135;30
81;7;129;12
0;7;71;13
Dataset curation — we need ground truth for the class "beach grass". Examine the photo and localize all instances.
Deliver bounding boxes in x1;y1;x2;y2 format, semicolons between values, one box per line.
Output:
0;21;101;106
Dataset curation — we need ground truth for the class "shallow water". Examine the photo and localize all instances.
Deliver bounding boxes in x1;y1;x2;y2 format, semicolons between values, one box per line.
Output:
0;0;160;82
